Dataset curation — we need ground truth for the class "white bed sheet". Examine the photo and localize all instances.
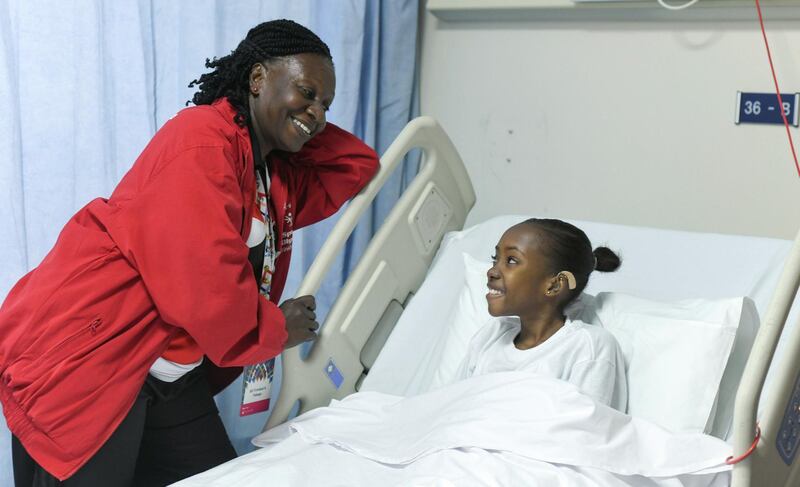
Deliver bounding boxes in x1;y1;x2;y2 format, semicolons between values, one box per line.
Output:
361;216;795;425
172;435;728;487
174;373;731;487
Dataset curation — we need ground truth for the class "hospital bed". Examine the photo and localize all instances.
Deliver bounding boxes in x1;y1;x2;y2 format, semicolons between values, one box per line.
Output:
179;117;800;486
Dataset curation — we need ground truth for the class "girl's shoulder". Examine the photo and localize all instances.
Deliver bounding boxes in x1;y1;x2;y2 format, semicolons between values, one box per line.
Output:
569;318;622;358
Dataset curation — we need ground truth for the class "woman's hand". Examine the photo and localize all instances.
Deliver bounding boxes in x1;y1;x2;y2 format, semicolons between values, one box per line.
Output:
280;295;319;349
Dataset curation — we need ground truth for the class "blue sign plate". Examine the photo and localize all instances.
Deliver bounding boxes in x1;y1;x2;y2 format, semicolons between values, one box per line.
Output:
325;358;344;389
736;92;799;126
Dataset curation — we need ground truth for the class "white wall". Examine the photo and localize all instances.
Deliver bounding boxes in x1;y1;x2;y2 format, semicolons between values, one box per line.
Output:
419;5;800;239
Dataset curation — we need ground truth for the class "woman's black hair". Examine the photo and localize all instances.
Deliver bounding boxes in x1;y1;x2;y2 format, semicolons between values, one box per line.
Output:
188;19;332;127
522;218;621;305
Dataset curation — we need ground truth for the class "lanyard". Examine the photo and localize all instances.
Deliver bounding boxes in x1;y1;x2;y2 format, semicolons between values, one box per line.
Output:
241;126;278;417
246;126;270;285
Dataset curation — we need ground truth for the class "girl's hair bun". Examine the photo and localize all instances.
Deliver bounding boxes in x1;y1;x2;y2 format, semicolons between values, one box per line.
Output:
593;247;621;273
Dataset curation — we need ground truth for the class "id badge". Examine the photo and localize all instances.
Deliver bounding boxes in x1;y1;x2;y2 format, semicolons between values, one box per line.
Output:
240;358;275;416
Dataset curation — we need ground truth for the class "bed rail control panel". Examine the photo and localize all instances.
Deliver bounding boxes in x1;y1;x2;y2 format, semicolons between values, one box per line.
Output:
777;370;800;465
411;184;452;254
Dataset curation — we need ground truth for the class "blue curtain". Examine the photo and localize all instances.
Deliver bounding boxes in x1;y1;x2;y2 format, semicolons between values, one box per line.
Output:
0;0;419;483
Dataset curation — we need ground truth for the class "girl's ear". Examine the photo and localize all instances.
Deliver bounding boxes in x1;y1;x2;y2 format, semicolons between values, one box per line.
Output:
544;275;561;297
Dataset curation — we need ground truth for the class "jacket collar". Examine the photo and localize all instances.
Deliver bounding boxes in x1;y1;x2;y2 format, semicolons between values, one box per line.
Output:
209;98;292;249
210;98;251;141
209;98;257;239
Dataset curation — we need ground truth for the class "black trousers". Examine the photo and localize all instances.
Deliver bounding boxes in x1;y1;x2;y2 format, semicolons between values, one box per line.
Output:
11;364;237;487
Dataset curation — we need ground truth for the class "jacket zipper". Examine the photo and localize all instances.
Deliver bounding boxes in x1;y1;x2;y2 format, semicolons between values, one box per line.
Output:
48;318;103;357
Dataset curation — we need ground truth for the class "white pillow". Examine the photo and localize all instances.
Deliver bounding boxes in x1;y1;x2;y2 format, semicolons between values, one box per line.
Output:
584;292;757;436
429;253;492;389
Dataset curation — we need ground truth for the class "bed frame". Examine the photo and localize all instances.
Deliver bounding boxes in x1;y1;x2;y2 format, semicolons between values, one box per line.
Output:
732;232;800;486
264;116;800;487
264;116;475;428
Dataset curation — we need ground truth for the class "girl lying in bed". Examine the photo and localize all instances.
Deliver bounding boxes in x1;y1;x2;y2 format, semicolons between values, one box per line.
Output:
454;218;628;411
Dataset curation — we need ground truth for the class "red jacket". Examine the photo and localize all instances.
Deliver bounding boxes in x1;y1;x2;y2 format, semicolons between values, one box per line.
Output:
0;99;379;480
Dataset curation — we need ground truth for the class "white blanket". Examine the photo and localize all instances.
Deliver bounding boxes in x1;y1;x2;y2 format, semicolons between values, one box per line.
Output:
174;373;732;486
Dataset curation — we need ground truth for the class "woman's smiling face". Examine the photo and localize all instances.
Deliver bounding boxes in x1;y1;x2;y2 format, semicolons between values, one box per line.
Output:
486;224;555;318
248;53;335;154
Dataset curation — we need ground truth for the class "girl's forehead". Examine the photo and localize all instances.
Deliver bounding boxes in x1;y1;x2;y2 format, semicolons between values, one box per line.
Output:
498;224;543;252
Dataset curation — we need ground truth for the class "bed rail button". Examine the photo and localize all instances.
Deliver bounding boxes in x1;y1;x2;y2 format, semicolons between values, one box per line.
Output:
325;358;344;389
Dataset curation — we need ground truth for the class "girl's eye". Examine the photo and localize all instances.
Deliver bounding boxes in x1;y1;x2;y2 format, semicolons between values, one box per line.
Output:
299;86;314;99
490;254;497;263
507;257;518;265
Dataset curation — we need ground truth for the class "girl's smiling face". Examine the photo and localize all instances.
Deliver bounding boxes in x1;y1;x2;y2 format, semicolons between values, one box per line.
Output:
486;224;556;318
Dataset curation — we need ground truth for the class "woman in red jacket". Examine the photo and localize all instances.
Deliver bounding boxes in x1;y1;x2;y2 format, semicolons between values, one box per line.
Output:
1;19;379;486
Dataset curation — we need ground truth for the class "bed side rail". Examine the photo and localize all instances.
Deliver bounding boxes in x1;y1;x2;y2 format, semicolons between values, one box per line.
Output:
732;228;800;486
264;116;476;430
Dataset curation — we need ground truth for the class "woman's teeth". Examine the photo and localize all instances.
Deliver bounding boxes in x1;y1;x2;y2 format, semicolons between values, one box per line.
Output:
293;118;311;136
488;289;504;296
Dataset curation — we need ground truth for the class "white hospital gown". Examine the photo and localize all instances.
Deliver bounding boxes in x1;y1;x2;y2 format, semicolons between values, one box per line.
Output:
454;316;628;412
